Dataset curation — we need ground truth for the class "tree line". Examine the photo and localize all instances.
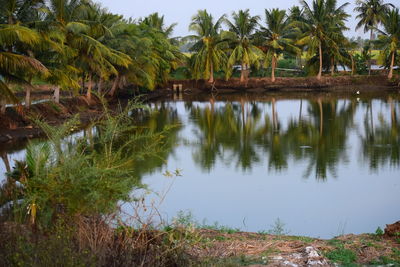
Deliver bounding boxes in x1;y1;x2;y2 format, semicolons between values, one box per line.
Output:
0;0;399;112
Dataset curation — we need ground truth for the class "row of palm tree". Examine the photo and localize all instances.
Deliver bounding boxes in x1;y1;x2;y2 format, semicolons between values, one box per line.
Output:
1;0;399;114
0;0;182;113
188;0;399;83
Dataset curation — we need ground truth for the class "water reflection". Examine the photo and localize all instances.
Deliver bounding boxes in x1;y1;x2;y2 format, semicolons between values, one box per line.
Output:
1;95;399;183
186;97;360;179
360;98;400;170
1;93;399;237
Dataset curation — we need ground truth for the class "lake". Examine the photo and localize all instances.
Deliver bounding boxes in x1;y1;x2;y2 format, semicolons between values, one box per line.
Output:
1;91;399;238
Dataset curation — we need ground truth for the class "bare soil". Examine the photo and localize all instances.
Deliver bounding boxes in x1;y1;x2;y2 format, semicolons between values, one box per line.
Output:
189;222;400;266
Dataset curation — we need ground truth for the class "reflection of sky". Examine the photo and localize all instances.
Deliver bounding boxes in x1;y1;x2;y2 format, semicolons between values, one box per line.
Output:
2;98;399;238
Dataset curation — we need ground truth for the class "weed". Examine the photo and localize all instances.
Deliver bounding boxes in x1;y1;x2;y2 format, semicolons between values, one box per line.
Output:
284;235;314;243
267;218;289;236
375;227;384;237
327;238;344;247
325;247;357;266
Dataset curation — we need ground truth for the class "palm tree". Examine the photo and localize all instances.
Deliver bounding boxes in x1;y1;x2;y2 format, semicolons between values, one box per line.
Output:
354;0;394;75
141;12;177;38
224;9;262;83
259;8;300;82
0;0;49;109
188;10;227;83
0;24;48;113
296;0;349;80
374;8;400;79
43;0;130;101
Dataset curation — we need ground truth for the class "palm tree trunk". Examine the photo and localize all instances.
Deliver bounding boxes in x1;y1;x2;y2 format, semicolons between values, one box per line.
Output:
109;75;120;97
209;63;214;83
25;76;34;108
330;57;334;76
317;43;322;80
86;73;92;100
97;78;103;94
53;86;60;104
25;86;32;108
369;29;373;76
0;101;5;115
271;56;276;83
351;54;355;76
240;63;245;83
388;51;395;79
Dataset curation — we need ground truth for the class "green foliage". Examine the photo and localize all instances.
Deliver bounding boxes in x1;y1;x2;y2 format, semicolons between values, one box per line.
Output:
188;10;227;82
267;218;289;236
224;9;263;80
3;100;174;227
325;247;357;266
375;226;384;236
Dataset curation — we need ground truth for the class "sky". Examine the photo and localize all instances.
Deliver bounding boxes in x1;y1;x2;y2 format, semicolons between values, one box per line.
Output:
95;0;395;38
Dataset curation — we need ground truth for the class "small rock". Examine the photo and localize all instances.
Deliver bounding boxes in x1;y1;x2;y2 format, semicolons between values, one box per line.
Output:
305;246;320;258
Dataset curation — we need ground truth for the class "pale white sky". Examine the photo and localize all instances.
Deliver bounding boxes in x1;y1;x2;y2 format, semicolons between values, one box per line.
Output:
96;0;398;38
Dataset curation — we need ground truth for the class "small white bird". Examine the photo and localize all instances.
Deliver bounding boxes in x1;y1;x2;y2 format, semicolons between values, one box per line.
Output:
356;91;360;95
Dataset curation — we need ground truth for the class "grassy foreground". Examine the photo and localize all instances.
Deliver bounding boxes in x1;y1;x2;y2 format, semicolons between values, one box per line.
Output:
1;220;400;266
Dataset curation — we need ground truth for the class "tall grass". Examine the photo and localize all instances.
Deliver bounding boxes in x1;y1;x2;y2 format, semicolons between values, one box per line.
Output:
0;99;197;266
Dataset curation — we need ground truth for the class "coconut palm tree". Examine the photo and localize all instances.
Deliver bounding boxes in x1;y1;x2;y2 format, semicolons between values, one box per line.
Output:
374;8;400;79
259;8;300;82
188;10;227;83
224;9;262;83
296;0;349;80
0;24;48;112
141;12;177;38
354;0;394;75
42;0;131;101
0;0;49;109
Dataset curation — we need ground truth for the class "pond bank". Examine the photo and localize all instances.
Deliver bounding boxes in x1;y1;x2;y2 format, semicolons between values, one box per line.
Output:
190;224;400;266
0;91;165;146
1;220;399;266
168;75;400;91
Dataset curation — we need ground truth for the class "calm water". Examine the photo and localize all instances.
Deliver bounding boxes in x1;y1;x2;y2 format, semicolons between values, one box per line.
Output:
1;92;400;238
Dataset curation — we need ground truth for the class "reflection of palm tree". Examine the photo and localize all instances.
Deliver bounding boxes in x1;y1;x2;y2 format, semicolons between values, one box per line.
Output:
1;152;11;173
129;103;183;178
360;98;399;169
190;100;265;171
290;98;356;180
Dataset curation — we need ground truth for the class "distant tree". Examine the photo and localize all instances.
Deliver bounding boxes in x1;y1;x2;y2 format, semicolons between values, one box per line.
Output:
259;8;299;82
224;9;262;82
354;0;394;75
188;10;227;83
374;8;400;79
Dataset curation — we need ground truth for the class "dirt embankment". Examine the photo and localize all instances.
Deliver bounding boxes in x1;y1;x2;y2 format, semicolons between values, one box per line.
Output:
168;75;400;91
189;221;400;266
0;97;107;145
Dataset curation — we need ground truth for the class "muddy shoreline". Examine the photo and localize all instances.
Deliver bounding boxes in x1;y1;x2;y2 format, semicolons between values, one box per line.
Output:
167;75;400;91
